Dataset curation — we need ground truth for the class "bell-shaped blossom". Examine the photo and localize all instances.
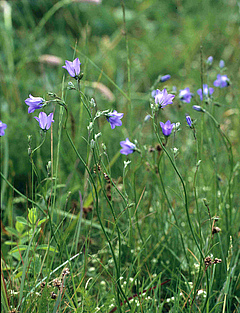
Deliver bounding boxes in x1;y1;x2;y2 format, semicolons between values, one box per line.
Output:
0;121;7;136
154;88;175;108
120;138;136;155
106;110;124;129
192;105;205;112
25;94;44;113
185;114;192;127
160;120;174;136
213;74;230;88
62;58;81;77
160;74;171;82
207;56;213;65
219;60;225;68
197;84;214;101
34;112;54;131
179;87;193;103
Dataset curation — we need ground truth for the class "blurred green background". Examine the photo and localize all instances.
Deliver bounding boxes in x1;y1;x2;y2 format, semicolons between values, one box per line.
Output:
1;0;239;197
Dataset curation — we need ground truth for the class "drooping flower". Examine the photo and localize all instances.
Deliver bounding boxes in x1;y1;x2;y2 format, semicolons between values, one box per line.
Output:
179;88;193;103
160;120;175;136
219;60;225;68
192;105;205;112
106;110;124;129
197;84;214;101
185;114;192;127
62;58;81;78
154;88;175;108
34;112;54;131
144;114;151;122
25;94;44;113
160;74;171;82
206;56;213;65
120;138;136;155
213;74;230;88
0;121;7;136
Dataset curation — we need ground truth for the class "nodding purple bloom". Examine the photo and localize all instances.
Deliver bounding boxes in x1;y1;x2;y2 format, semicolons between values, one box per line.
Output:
120;138;136;155
185;114;192;127
192;105;205;112
0;121;7;136
214;74;230;88
144;114;151;122
160;74;171;82
25;94;44;113
219;60;225;68
34;112;54;131
179;88;193;103
106;110;124;129
160;120;174;136
197;84;214;101
154;88;175;108
62;58;81;78
207;56;213;65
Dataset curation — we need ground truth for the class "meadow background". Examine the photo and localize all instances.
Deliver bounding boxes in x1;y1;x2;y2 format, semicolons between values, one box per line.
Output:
1;0;240;312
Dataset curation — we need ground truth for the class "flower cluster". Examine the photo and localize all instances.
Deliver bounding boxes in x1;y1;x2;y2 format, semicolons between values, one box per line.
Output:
22;55;230;159
197;84;214;101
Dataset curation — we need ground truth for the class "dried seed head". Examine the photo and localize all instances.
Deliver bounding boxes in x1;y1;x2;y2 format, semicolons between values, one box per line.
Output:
53;279;61;289
40;282;46;289
212;226;221;234
204;256;212;268
62;267;70;277
104;173;110;183
51;292;57;299
213;258;222;264
155;144;162;152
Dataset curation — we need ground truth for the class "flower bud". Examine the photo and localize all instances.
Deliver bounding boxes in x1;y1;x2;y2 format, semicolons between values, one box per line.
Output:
207;56;213;65
192;105;205;112
160;74;171;82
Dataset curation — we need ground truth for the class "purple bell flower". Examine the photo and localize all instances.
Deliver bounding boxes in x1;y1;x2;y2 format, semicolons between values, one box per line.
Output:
192;105;205;112
154;88;175;108
25;94;44;113
62;58;81;78
120;138;136;155
213;74;230;88
34;112;54;131
197;84;214;101
179;88;193;103
106;110;124;129
0;121;7;136
185;114;192;127
160;120;174;136
207;56;213;65
160;74;171;82
219;60;225;68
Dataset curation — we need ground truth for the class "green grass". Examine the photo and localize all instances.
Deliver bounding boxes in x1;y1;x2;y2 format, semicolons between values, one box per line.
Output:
1;0;240;312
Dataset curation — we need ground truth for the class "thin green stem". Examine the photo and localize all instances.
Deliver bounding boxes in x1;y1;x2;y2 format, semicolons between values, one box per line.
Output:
65;129;131;311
